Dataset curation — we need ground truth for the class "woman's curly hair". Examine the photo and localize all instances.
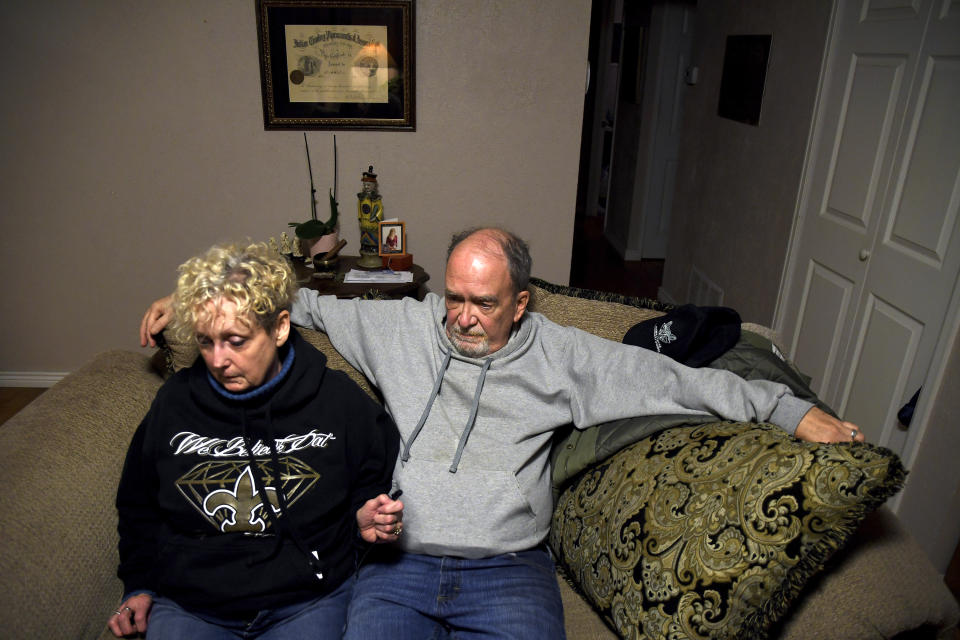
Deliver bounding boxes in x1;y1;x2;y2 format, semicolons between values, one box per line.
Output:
171;242;298;343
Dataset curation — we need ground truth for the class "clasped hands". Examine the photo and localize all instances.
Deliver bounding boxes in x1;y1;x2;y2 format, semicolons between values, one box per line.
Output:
357;492;405;543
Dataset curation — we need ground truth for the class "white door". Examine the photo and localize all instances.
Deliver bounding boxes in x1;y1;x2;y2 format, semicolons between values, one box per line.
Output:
778;0;960;461
635;2;693;260
584;0;624;220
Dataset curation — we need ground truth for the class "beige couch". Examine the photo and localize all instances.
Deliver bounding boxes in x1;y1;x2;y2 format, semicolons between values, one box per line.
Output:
1;280;957;639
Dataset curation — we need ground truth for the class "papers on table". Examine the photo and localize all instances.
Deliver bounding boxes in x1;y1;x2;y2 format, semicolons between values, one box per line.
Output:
343;269;414;284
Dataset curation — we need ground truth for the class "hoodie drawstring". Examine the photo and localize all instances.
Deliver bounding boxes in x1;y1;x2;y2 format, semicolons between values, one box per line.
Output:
449;358;491;473
400;350;492;474
401;350;452;463
240;404;325;578
262;404;326;577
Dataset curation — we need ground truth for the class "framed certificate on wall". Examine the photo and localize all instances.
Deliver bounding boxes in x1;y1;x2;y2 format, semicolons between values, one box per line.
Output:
256;0;415;130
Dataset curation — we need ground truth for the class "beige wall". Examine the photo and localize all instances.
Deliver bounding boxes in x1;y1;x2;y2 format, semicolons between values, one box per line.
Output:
660;0;832;324
0;0;591;374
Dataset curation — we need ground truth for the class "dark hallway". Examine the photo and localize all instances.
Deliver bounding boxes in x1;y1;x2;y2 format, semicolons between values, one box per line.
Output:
569;214;664;300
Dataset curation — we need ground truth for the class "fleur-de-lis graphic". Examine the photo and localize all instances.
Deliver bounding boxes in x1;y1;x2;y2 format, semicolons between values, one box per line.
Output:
202;465;281;532
653;321;677;353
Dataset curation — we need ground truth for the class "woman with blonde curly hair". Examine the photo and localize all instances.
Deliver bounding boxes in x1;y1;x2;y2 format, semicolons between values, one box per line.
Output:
110;242;402;639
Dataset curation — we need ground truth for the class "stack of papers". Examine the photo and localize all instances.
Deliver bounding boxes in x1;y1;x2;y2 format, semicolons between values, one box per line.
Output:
343;269;414;284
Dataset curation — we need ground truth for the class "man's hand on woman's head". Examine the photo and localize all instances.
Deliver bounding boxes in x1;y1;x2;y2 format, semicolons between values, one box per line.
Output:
139;295;174;347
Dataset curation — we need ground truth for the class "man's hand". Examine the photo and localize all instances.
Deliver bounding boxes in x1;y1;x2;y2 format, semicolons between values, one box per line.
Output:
107;593;152;637
357;493;404;544
795;406;865;443
139;295;174;347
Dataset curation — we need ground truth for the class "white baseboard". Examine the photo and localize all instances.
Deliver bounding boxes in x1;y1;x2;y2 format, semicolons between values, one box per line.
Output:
0;371;68;388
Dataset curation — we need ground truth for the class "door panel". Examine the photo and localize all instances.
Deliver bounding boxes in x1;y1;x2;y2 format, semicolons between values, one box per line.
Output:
840;294;923;450
886;54;960;266
863;0;923;22
825;54;906;229
791;261;854;401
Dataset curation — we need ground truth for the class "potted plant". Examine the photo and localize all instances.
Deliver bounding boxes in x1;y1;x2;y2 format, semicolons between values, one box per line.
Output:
290;133;339;258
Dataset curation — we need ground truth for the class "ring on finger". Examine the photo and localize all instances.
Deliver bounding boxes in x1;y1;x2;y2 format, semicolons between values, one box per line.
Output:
850;429;857;441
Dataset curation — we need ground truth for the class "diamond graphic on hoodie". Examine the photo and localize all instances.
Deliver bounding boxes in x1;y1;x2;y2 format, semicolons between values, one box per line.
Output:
176;458;321;532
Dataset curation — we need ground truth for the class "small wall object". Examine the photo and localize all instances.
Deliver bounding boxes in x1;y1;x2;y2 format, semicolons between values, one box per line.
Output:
717;34;771;126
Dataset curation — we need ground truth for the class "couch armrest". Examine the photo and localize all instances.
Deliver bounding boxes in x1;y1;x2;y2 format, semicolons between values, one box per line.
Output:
0;350;162;640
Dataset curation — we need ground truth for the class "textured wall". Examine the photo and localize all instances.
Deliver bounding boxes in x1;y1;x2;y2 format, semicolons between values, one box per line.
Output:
660;0;832;324
0;0;590;373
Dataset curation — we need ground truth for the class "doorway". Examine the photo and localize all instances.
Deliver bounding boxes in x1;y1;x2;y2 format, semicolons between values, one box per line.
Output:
570;0;694;300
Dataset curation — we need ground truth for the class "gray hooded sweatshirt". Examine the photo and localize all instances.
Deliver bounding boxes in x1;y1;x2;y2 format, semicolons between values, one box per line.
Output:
291;290;813;559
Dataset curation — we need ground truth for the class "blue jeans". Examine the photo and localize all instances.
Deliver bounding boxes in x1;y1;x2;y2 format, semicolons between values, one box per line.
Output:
344;546;566;640
146;578;351;639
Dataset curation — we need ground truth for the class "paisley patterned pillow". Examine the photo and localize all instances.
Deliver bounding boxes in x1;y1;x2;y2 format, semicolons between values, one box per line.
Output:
549;422;905;640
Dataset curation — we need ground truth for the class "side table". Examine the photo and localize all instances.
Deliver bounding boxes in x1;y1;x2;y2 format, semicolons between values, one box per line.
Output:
293;255;430;300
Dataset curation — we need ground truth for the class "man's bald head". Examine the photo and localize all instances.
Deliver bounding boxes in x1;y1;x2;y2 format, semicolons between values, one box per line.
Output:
446;227;531;295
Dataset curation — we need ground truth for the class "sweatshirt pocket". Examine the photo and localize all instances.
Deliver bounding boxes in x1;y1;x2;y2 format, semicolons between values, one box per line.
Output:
156;534;321;613
396;458;541;557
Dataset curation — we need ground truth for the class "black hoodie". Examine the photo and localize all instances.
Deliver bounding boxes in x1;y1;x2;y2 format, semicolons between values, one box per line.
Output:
116;330;399;618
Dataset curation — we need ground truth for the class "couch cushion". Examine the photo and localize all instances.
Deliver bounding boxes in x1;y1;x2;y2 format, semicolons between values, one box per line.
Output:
0;350;162;640
528;278;671;343
549;422;906;640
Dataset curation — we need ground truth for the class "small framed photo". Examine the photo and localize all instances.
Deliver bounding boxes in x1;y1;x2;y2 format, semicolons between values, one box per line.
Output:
378;221;405;255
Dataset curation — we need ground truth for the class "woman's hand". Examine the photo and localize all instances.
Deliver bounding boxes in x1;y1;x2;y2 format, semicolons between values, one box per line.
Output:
139;295;174;347
357;493;404;543
108;593;152;637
